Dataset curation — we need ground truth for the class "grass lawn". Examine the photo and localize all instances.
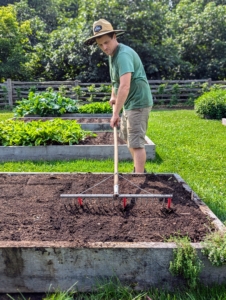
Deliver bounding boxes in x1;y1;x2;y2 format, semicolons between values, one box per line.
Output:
1;109;226;299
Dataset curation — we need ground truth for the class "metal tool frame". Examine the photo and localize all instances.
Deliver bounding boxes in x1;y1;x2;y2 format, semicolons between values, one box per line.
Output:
60;106;173;201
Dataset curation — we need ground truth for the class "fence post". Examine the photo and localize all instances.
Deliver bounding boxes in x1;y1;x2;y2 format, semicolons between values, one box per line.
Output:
6;78;13;107
208;78;212;88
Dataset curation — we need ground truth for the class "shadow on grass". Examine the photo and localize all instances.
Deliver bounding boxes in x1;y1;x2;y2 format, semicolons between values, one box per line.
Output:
147;152;163;165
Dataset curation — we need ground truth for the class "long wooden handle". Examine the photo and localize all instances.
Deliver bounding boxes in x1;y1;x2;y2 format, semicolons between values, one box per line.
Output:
113;105;119;196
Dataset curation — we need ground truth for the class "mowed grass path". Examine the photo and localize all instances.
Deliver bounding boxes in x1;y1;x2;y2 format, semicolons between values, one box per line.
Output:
0;109;225;221
146;110;226;222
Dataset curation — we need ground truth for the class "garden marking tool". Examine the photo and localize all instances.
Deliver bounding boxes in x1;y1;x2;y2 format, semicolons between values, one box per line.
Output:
60;105;173;209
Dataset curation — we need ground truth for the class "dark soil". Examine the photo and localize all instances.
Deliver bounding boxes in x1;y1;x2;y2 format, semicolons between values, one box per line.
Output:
0;173;215;245
80;131;126;145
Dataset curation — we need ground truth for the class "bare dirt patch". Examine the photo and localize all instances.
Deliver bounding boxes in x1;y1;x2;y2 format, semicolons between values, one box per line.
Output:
0;173;215;245
79;131;126;145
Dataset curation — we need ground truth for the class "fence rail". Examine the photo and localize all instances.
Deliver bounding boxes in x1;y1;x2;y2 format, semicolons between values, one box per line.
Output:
1;78;226;107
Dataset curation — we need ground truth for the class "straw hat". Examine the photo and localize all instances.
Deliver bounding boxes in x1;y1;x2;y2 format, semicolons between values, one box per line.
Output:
84;19;125;46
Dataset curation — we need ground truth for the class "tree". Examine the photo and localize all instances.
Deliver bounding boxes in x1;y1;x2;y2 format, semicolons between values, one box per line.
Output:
79;0;183;80
5;0;226;81
0;5;31;81
0;0;20;5
27;0;58;32
168;0;226;79
10;0;193;81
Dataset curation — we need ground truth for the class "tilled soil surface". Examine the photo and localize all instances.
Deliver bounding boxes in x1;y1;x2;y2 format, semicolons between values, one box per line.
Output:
79;131;126;145
0;173;215;244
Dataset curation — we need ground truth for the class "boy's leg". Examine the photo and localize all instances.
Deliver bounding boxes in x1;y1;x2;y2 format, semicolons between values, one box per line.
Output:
126;107;151;172
129;147;146;173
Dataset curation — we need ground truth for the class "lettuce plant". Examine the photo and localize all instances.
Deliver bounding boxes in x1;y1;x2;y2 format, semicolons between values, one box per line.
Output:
13;91;79;117
0;119;96;146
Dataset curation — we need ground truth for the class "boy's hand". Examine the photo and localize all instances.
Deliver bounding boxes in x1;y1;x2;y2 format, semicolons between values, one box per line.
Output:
109;99;116;106
110;113;120;128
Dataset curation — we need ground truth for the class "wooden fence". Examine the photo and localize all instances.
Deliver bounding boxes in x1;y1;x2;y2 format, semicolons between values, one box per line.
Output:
1;78;226;107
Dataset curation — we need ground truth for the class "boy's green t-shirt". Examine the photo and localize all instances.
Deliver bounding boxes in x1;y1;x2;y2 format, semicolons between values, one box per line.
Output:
109;43;153;110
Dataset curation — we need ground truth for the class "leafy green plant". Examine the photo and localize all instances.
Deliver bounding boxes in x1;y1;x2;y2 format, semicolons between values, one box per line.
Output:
201;82;210;93
87;84;96;93
170;84;180;105
96;84;111;102
72;85;86;98
169;236;203;288
87;93;96;102
72;84;111;102
0;119;96;146
189;82;196;89
186;93;195;106
201;231;226;266
87;84;97;102
157;83;167;94
0;85;8;102
29;86;37;93
97;84;112;93
194;88;226;119
46;87;54;92
170;94;178;106
78;102;112;114
13;91;79;117
58;85;67;97
79;84;112;102
172;84;180;95
156;84;168;104
101;96;109;102
15;88;22;100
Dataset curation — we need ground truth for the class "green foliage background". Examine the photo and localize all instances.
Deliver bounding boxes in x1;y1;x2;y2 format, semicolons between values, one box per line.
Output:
0;0;226;82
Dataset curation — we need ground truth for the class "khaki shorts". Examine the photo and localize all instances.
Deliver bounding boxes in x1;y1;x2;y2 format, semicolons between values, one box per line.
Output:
119;107;152;148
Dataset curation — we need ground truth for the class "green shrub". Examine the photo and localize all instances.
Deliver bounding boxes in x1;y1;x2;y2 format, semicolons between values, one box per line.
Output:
0;119;95;146
194;88;226;119
13;91;79;117
201;231;226;266
78;102;112;114
169;236;203;288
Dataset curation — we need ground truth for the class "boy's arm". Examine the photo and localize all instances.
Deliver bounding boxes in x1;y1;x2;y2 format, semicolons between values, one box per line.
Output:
110;72;131;128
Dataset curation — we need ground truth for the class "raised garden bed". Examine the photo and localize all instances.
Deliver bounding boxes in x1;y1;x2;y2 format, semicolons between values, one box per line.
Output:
0;172;225;293
0;131;155;161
